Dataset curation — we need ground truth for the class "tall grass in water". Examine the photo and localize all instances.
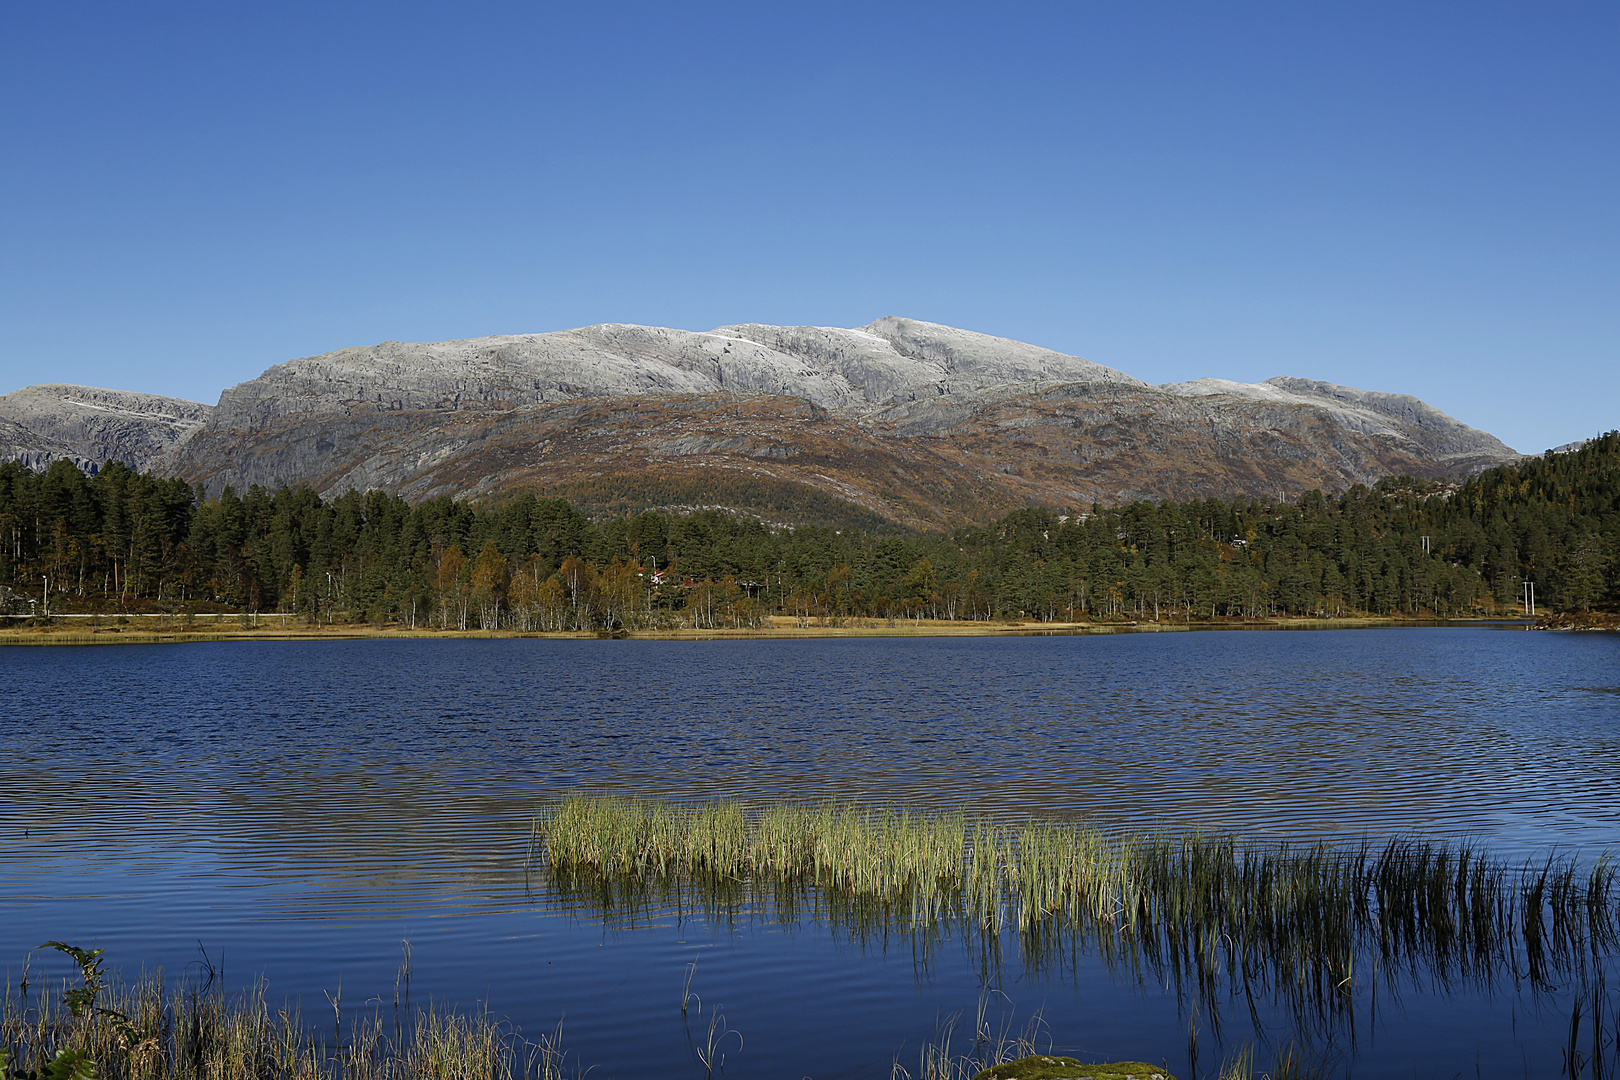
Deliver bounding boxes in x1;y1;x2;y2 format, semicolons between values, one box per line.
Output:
539;795;1620;1025
1215;1042;1330;1080
1563;972;1620;1080
544;795;968;927
0;972;578;1080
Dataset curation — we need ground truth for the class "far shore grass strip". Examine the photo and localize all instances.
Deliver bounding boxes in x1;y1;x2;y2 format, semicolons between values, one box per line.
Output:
0;612;1505;647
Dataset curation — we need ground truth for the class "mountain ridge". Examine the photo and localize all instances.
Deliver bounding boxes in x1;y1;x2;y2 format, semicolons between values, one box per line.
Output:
1;317;1523;528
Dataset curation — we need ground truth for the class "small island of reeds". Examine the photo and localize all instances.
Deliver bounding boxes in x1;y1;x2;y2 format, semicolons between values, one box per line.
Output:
536;794;1620;1031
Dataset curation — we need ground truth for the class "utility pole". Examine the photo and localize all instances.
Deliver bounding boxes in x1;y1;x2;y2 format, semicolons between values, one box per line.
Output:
1523;581;1537;617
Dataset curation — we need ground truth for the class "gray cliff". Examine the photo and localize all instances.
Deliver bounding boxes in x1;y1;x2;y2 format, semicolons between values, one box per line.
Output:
0;385;211;473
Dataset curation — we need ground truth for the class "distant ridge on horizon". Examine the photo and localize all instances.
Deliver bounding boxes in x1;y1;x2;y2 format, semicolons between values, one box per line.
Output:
0;317;1526;530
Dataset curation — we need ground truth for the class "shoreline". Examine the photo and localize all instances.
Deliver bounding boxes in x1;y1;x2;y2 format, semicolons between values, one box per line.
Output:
0;613;1528;646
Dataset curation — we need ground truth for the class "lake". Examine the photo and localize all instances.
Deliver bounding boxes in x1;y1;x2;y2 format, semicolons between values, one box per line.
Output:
3;626;1618;1078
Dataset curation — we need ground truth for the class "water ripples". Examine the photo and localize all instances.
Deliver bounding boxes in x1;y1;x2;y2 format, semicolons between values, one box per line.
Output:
6;630;1620;874
3;627;1619;1076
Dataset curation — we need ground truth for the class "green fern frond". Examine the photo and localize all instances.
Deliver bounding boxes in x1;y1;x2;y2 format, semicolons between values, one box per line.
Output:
39;1048;97;1080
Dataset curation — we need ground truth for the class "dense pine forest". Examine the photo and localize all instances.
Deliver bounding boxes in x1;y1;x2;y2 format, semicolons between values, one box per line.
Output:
1;432;1615;629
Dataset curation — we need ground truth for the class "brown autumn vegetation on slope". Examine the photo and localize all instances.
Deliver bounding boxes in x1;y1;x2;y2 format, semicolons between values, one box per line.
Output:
175;386;1494;532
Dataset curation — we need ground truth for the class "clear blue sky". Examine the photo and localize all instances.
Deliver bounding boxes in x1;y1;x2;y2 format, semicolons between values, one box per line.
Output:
3;1;1616;454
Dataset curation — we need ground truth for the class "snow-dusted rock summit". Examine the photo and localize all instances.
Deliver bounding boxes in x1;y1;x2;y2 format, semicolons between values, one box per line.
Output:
208;316;1146;431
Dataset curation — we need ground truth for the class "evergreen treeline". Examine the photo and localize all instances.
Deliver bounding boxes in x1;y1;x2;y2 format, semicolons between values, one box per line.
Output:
1;432;1615;629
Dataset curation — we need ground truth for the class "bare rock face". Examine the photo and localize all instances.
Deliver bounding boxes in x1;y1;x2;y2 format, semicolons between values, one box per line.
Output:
0;415;93;473
0;385;212;473
2;318;1525;527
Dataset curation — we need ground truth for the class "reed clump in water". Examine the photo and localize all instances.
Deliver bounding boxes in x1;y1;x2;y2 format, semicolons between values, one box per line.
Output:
543;795;970;925
538;796;1620;1020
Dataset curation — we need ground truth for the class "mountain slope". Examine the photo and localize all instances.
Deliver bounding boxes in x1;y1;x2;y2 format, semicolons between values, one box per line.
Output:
164;319;1519;528
1160;376;1515;473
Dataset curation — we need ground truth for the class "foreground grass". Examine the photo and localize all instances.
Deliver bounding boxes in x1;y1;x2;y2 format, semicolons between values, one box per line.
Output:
1;946;575;1080
5;946;1179;1080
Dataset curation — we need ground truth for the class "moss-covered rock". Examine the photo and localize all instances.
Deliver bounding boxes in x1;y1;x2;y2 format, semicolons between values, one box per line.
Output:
970;1057;1175;1080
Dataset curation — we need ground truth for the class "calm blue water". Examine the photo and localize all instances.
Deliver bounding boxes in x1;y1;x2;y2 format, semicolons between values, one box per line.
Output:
2;627;1618;1078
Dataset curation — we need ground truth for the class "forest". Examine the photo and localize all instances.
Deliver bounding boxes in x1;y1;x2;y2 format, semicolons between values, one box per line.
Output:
0;432;1615;629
